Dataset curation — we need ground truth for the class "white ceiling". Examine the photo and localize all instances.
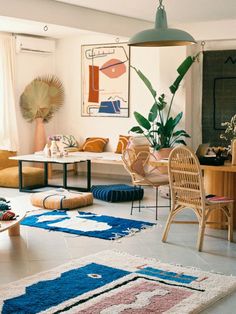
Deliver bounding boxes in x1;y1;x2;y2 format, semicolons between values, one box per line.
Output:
55;0;236;24
0;16;91;39
0;0;235;39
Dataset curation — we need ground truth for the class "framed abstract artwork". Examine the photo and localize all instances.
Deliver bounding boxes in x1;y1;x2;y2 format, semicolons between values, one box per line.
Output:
81;42;130;117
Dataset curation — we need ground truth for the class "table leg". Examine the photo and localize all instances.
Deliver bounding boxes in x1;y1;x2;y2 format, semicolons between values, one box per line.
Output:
87;160;91;191
18;161;23;191
44;162;48;186
204;170;236;229
8;223;20;236
63;163;67;189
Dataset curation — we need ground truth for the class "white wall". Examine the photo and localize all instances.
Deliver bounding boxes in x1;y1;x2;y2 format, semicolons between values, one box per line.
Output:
55;34;187;149
55;34;161;151
15;49;55;154
54;33;187;175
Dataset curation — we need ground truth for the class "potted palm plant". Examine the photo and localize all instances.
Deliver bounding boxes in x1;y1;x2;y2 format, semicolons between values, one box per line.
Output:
130;53;200;158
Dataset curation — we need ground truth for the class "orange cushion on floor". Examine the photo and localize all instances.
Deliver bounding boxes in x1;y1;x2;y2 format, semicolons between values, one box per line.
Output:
0;166;44;188
31;189;93;209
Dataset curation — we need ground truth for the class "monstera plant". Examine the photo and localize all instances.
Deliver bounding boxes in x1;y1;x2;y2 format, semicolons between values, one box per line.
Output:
20;75;64;151
130;53;200;154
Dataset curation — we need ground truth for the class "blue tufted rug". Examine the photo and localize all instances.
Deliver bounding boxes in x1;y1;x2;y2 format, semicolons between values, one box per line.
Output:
21;211;155;240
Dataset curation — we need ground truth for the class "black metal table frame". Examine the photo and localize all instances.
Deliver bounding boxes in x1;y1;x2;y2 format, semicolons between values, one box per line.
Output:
18;159;91;193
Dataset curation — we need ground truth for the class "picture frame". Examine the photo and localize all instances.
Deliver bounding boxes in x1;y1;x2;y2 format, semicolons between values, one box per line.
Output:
81;42;130;117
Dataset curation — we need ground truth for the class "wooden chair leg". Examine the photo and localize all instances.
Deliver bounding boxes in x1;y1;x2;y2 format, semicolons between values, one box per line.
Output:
197;218;206;251
162;208;175;242
228;204;233;242
155;187;158;220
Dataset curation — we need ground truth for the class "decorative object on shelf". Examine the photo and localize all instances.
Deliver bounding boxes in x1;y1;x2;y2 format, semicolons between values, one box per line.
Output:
129;0;195;47
81;42;130;117
48;135;61;157
50;140;59;157
220;114;236;153
129;53;200;157
43;143;51;157
20;75;64;152
231;139;236;165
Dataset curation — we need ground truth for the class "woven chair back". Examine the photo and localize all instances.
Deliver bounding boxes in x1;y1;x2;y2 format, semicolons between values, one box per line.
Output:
168;146;205;209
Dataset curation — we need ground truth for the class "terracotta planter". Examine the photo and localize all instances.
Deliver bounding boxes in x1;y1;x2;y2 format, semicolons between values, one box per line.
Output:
154;148;173;174
34;117;46;152
154;147;173;160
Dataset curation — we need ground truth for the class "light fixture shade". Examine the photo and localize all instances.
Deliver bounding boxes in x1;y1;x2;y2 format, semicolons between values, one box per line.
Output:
129;5;196;47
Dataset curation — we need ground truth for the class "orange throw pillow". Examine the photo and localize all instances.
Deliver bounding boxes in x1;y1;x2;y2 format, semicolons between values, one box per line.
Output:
115;135;131;154
81;137;109;153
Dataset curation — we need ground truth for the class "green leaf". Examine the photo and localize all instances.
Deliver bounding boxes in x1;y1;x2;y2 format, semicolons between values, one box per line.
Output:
134;111;151;130
129;126;144;134
169;56;195;94
172;112;183;128
177;56;194;76
169;76;182;94
174;139;187;145
148;103;158;122
132;66;157;99
173;130;191;138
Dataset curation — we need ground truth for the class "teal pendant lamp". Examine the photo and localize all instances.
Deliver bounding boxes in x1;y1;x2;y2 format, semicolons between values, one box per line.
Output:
129;0;196;47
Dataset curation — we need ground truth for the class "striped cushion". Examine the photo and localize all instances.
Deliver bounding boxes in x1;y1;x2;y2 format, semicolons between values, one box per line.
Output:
31;189;93;210
115;135;131;154
81;137;109;153
91;184;144;203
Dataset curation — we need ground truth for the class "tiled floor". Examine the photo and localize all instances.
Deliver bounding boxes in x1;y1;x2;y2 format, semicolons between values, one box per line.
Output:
1;173;236;313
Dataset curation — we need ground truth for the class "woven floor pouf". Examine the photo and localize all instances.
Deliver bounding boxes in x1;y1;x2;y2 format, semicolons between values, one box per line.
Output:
31;189;93;210
91;184;144;203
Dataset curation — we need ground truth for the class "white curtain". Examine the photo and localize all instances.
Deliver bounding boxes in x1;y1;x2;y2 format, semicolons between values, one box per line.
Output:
0;34;19;151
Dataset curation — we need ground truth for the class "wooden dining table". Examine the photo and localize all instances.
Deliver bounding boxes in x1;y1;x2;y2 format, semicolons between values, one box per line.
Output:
154;159;236;229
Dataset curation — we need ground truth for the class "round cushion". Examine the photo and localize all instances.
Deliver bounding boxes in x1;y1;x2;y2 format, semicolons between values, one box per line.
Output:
31;189;93;210
0;166;44;188
91;184;144;202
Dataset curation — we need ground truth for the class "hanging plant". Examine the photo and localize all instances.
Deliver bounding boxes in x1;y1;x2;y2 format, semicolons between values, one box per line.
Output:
20;75;64;123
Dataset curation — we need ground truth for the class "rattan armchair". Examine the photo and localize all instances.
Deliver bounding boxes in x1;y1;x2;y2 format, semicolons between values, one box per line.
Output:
122;148;169;219
162;146;233;251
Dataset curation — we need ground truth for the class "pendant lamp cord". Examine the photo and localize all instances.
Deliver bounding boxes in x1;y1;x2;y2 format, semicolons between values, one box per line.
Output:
158;0;164;8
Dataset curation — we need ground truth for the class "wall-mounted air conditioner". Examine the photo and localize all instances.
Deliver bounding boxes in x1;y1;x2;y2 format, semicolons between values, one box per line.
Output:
15;35;56;54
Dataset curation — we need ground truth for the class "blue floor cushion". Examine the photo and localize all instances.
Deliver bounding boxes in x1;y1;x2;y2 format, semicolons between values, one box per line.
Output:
91;184;144;202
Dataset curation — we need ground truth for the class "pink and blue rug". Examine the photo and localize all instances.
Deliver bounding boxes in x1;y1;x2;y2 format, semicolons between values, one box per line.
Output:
21;211;155;240
1;250;236;313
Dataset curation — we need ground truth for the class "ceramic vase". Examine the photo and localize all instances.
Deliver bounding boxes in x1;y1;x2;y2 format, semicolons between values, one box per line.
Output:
34;117;46;152
154;147;173;160
50;140;58;157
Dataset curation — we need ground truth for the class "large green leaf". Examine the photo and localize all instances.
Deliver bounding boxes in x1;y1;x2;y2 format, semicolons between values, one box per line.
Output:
134;111;151;130
173;129;191;138
148;103;158;122
172;112;183;128
177;56;194;76
129;126;144;134
174;139;187;145
169;56;194;94
132;66;157;99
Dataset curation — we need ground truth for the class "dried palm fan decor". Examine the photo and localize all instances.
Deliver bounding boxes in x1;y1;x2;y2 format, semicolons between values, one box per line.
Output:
20;75;64;151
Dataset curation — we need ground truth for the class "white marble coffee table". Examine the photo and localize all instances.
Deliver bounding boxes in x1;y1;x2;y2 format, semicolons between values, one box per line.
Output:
10;154;91;193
